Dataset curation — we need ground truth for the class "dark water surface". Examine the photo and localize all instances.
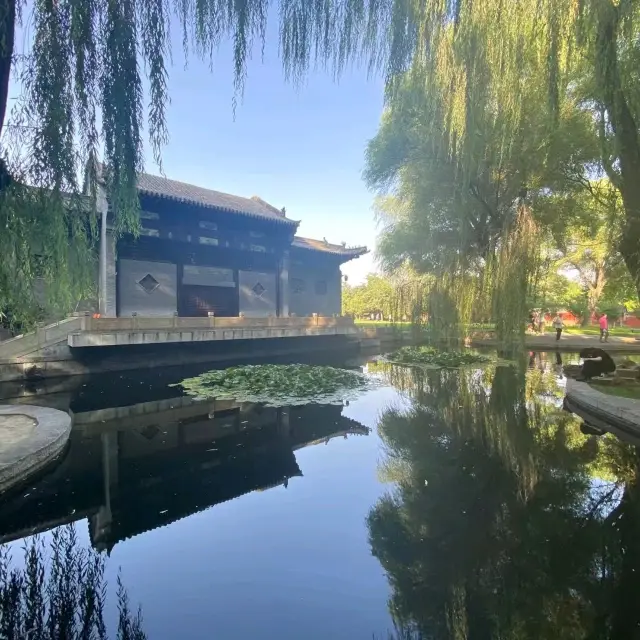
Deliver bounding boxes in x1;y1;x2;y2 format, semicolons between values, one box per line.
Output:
2;350;640;639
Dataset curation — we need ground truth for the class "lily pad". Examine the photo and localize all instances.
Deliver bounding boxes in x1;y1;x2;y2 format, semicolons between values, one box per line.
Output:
385;345;491;369
172;364;375;407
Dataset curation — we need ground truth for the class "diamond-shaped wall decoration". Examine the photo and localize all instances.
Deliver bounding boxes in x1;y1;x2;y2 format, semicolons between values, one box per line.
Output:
140;425;160;440
252;282;266;297
138;273;160;294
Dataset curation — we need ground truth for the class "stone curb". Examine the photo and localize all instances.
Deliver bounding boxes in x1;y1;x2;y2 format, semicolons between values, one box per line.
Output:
472;338;640;352
0;404;71;494
565;379;640;436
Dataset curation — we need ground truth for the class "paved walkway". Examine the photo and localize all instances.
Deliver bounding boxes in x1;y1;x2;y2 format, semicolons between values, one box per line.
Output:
565;379;640;438
0;404;71;493
473;333;640;352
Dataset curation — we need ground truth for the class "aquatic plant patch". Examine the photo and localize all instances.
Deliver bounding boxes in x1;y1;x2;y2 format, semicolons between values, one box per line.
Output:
385;346;491;369
173;364;374;407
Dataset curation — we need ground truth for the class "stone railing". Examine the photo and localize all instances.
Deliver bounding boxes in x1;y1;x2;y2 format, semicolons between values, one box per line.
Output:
0;317;84;360
78;314;354;332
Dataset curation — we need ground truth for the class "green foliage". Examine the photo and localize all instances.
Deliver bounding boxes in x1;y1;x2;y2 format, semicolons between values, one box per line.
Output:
0;524;146;639
363;0;640;340
532;269;584;314
174;363;373;407
342;274;395;319
0;0;419;326
0;185;97;329
547;180;625;315
343;271;433;331
589;382;640;400
4;0;640;324
386;346;490;369
490;206;541;348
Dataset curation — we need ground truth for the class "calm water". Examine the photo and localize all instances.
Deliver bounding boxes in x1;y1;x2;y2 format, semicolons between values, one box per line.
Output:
1;350;640;638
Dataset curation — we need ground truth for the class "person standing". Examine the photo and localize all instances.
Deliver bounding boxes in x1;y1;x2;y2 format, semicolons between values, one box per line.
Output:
530;311;538;333
599;313;609;342
552;313;564;341
538;312;546;334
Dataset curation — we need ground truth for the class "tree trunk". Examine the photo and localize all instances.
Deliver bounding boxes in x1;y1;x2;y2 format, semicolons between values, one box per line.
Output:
585;267;606;325
596;1;640;301
618;195;640;301
610;469;640;639
0;0;16;142
0;0;16;190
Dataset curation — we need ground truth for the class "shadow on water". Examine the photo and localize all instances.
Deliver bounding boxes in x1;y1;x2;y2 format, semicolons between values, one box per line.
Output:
369;358;640;639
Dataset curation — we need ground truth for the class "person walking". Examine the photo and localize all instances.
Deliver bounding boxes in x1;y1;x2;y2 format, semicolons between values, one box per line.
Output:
599;313;609;342
552;313;564;341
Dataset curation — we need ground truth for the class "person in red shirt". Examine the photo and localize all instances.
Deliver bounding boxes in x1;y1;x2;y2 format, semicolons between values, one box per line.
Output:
598;313;609;342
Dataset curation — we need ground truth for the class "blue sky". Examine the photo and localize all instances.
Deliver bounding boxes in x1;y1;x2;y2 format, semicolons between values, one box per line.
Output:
8;10;385;283
153;19;384;283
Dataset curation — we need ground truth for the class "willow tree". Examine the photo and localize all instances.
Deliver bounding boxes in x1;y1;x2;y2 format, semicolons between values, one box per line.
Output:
362;0;640;342
0;0;401;326
364;0;640;298
366;50;597;343
549;180;626;320
3;0;640;327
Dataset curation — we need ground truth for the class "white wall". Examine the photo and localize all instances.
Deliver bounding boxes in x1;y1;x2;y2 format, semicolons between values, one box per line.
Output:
238;270;277;317
289;262;341;317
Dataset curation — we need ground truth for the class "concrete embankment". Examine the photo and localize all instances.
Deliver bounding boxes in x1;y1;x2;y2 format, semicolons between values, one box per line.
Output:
0;404;71;493
564;379;640;440
0;316;368;382
471;332;640;352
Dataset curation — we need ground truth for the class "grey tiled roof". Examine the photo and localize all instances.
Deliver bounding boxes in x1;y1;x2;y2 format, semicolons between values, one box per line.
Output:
136;172;297;225
292;236;368;258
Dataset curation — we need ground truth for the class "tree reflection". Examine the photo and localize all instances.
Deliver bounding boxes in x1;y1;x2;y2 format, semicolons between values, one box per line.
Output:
370;362;640;639
0;525;146;639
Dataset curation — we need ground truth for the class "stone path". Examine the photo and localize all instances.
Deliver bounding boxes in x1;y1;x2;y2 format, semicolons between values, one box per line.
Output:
0;404;71;494
473;333;640;352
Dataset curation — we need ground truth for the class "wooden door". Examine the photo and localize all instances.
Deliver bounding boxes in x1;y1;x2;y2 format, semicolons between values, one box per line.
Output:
180;285;239;317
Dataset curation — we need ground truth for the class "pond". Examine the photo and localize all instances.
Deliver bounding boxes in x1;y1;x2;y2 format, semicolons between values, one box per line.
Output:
1;350;639;638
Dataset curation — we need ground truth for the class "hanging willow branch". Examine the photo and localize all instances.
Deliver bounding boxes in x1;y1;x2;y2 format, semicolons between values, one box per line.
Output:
0;0;638;327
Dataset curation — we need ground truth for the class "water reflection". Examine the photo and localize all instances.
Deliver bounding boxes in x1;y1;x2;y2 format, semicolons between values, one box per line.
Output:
369;360;640;639
0;526;147;638
2;354;640;638
0;397;369;552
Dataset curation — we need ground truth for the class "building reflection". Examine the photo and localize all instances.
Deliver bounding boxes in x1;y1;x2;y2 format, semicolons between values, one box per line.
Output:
0;395;369;553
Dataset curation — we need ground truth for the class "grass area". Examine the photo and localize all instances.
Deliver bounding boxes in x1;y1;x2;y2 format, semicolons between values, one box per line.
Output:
590;382;640;400
354;320;495;330
385;345;491;368
355;320;410;328
354;319;639;338
561;326;639;337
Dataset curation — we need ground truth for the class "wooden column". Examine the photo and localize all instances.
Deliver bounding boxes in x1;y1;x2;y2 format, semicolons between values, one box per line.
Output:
278;251;290;317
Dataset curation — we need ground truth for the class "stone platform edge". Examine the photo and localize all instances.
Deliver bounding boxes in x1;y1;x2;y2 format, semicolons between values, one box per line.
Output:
565;379;640;436
0;405;71;493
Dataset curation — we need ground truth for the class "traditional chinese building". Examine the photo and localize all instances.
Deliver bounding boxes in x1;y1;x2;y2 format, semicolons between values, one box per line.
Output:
97;171;367;319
